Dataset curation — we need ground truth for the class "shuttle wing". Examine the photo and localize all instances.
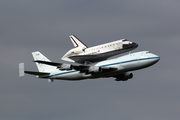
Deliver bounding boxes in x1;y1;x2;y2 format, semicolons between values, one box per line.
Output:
68;54;108;63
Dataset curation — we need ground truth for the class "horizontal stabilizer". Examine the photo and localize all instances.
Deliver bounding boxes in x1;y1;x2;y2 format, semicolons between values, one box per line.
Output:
25;71;50;76
19;63;25;77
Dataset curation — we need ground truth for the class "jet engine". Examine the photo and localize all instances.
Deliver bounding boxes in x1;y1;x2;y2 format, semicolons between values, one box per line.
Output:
72;47;86;54
88;66;102;73
115;73;133;81
57;64;73;70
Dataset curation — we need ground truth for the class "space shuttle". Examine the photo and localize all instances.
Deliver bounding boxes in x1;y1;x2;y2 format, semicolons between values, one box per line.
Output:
61;35;138;63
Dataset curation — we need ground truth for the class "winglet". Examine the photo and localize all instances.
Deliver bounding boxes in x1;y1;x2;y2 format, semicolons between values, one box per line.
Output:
19;63;24;77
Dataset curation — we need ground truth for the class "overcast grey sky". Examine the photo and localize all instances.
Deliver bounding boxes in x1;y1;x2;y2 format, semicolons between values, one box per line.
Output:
1;0;180;120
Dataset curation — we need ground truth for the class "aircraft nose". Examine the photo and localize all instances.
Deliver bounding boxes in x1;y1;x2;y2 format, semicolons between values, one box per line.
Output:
151;54;160;63
155;55;160;62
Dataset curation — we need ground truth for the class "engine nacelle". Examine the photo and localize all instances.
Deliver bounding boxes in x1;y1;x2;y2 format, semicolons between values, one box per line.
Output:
115;73;133;81
88;66;102;73
71;47;86;54
57;64;73;70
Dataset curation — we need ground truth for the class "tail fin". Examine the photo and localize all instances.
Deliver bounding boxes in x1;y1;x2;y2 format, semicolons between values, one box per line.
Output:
69;35;88;48
32;51;57;72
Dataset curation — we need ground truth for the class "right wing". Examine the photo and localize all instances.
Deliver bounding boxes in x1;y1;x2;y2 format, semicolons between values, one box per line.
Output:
34;60;117;74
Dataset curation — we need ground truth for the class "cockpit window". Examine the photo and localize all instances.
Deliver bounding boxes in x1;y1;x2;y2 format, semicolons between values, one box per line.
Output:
146;51;151;53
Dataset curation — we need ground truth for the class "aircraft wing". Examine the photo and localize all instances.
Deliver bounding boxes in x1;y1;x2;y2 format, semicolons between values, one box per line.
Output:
25;71;50;76
34;60;117;73
68;54;108;63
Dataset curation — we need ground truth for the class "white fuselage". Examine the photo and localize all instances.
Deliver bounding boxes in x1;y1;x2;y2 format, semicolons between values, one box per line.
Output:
79;39;127;55
41;51;160;80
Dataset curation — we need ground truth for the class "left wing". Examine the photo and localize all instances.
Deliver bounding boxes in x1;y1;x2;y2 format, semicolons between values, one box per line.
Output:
34;60;117;74
25;71;50;76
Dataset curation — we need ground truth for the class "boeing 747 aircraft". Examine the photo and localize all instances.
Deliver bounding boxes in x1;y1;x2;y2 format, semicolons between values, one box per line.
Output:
61;35;138;63
19;51;160;82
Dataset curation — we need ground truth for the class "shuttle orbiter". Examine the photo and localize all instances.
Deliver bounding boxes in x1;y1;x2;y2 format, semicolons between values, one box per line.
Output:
61;35;138;63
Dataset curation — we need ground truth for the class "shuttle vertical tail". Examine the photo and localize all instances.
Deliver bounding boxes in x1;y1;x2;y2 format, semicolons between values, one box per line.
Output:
32;51;57;72
69;35;88;48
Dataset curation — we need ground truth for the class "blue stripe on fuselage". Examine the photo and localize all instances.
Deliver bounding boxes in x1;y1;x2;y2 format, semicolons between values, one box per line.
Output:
101;57;159;67
43;57;160;78
43;70;77;78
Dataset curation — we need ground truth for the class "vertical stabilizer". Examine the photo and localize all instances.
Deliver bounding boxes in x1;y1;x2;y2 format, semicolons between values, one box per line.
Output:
32;51;56;72
69;35;88;48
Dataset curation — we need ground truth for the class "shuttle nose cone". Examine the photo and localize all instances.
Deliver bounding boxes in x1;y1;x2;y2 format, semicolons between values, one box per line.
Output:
132;42;138;48
123;42;138;49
